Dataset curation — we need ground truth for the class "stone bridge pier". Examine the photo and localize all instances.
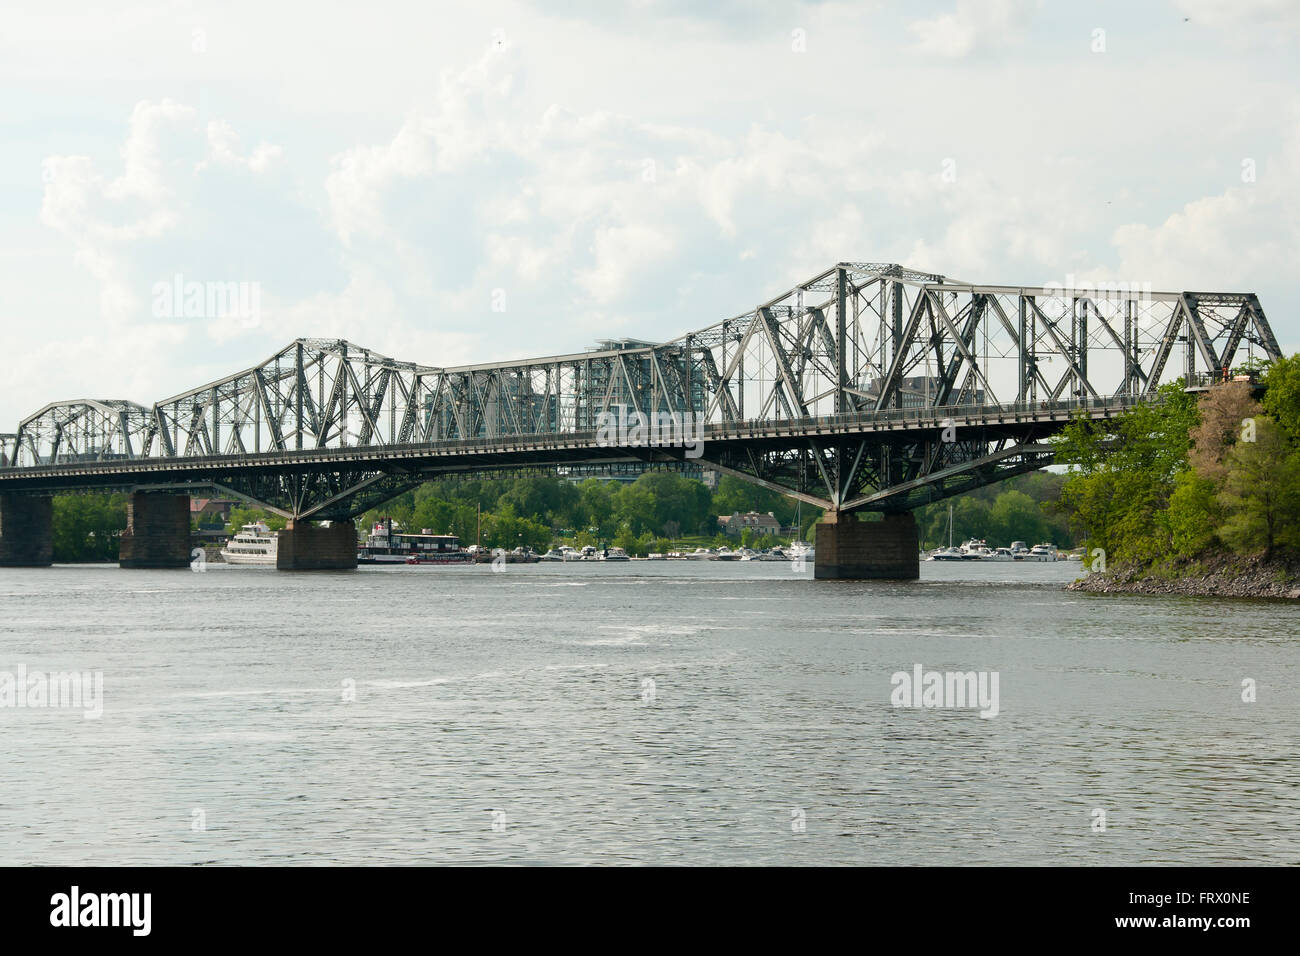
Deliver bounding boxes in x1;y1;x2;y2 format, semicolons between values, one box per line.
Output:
0;493;54;566
276;519;357;571
814;511;920;580
119;493;193;568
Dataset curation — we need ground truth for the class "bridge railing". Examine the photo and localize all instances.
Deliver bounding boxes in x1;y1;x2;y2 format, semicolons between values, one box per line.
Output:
703;393;1148;438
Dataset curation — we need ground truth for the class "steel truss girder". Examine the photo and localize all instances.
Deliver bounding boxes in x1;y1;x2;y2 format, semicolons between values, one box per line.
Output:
697;422;1060;514
4;263;1281;518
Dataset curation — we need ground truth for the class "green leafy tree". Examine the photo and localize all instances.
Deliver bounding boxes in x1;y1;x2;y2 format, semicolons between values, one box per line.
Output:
481;506;552;551
613;481;658;535
225;506;286;534
987;490;1051;547
52;494;128;562
1166;471;1220;557
1261;354;1300;441
576;478;618;538
1055;383;1198;565
1217;416;1300;559
613;523;639;554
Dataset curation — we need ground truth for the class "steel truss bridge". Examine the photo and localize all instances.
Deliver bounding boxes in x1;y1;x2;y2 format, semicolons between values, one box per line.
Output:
0;262;1281;520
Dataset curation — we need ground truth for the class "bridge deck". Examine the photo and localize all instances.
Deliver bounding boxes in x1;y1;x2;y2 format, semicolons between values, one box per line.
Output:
0;396;1133;489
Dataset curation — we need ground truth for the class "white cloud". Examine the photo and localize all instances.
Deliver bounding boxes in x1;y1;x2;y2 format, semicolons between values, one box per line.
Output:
40;99;289;325
1112;139;1300;293
4;0;1298;429
1173;0;1300;32
908;0;1039;58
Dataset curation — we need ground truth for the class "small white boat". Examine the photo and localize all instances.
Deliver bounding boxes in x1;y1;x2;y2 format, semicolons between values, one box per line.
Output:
220;522;278;566
1025;543;1058;562
685;548;716;561
928;547;965;561
787;541;815;561
601;547;630;561
714;547;741;562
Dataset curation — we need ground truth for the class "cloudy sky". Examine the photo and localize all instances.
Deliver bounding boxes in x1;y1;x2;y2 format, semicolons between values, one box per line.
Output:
1;0;1297;427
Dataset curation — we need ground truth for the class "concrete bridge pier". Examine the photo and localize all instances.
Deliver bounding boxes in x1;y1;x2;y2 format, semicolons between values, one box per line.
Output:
276;519;357;571
119;493;193;569
814;511;920;580
0;493;54;566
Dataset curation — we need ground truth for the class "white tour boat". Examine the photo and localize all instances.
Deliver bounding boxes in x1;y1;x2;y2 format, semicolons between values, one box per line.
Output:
1026;543;1059;562
220;522;278;566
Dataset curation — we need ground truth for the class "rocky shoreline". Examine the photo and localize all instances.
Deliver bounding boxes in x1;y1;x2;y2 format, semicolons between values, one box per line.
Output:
1067;552;1300;600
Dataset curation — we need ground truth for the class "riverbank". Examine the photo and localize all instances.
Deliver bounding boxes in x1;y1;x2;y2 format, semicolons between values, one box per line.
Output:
1067;551;1300;599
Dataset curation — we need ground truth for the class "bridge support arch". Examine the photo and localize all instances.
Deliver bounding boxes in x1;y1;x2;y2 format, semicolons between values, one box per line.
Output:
0;493;53;567
814;511;919;580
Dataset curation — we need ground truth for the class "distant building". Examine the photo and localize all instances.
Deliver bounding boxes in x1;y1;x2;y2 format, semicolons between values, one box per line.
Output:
717;511;781;536
862;375;984;408
191;498;235;525
555;463;718;487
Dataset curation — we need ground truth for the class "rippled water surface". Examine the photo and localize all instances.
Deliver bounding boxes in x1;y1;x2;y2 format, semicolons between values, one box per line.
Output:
1;559;1297;865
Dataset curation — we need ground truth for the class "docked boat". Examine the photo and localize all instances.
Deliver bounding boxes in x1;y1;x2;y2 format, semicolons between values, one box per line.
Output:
601;546;630;561
538;548;566;561
714;547;741;561
928;547;966;561
1025;543;1059;562
787;541;815;561
927;503;963;562
357;519;472;565
220;521;278;566
685;548;716;560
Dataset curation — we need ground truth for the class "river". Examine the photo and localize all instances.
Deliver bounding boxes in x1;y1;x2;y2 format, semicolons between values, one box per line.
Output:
1;559;1296;865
